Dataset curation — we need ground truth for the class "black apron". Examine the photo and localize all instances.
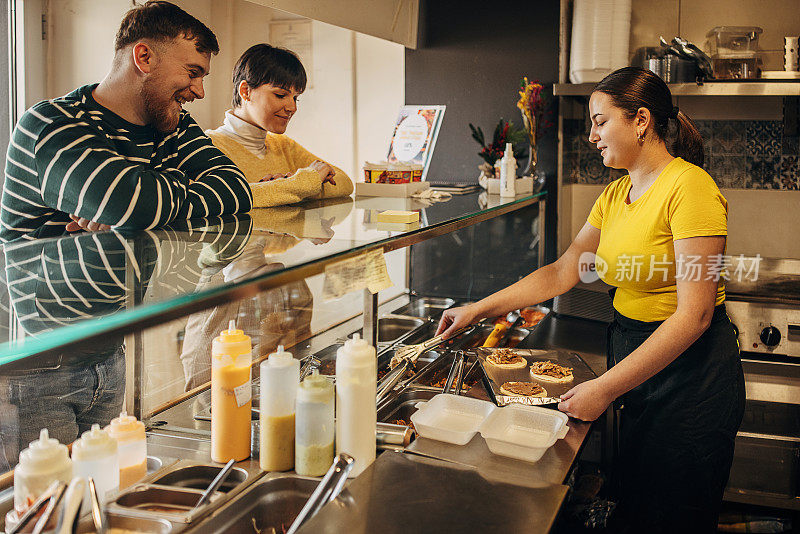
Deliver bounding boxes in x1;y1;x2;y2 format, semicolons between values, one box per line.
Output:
607;303;745;533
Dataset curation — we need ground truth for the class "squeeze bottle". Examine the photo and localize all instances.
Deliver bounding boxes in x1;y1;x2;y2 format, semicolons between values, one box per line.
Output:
295;369;334;476
500;142;517;198
260;344;299;471
105;411;147;488
72;424;119;509
13;429;73;514
211;320;252;463
335;333;377;477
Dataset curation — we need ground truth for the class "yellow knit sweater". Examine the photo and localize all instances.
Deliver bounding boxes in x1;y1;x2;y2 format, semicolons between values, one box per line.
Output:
208;132;354;208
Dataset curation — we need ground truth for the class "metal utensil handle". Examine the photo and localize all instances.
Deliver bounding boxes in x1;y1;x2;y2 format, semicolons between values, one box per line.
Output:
32;482;67;534
442;351;466;394
7;480;61;534
193;458;236;511
376;358;410;404
423;323;477;350
475;357;499;406
88;477;108;534
286;453;355;534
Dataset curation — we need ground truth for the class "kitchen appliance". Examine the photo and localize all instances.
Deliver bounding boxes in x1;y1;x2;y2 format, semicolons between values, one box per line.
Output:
724;257;800;510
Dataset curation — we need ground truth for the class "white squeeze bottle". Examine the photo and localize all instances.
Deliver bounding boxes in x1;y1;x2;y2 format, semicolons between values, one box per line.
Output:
500;142;517;198
295;369;335;476
105;411;147;488
72;424;119;509
13;429;73;514
260;344;299;472
335;333;377;477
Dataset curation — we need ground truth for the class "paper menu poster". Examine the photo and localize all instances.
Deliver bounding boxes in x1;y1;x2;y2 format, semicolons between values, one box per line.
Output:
386;105;446;181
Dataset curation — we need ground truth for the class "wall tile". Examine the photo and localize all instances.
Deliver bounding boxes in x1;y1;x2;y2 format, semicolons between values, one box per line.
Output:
746;121;782;157
780;155;800;190
708;155;746;189
712;121;746;155
562;118;786;189
745;155;781;189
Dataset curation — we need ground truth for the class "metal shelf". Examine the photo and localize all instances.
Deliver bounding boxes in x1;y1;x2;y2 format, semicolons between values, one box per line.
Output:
554;81;800;97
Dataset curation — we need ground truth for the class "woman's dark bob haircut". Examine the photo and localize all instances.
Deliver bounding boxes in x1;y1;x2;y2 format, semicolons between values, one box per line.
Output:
593;67;704;167
232;44;307;108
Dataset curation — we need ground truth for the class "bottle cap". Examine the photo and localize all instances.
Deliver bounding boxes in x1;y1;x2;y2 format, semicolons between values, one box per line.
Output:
18;429;70;472
265;345;294;368
72;424;118;460
336;333;376;367
219;320;248;344
298;369;333;404
105;412;145;442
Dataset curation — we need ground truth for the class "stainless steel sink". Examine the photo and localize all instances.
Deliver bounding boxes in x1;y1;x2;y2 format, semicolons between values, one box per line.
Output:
151;464;249;493
77;513;174;533
390;297;455;318
190;475;341;534
347;315;428;344
378;388;437;424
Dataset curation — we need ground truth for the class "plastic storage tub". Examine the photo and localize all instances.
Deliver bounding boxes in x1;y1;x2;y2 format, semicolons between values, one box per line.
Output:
479;404;569;462
705;26;762;57
410;394;496;446
411;394;569;462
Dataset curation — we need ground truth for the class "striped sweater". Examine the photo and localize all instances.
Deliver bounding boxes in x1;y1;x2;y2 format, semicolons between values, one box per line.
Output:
1;84;253;243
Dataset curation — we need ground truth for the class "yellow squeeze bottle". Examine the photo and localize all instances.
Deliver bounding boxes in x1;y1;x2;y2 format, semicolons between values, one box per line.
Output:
211;320;252;463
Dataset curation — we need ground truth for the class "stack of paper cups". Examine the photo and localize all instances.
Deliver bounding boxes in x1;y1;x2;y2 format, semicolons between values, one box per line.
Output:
785;37;799;72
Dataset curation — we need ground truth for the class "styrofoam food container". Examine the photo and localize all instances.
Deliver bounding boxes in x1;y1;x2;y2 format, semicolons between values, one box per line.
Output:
478;404;569;463
411;394;570;462
410;394;496;446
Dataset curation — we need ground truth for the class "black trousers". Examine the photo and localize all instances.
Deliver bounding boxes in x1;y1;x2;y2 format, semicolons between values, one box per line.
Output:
608;304;745;533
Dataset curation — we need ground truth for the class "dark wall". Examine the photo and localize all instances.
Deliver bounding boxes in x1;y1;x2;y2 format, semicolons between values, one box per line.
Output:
406;0;560;182
407;0;561;299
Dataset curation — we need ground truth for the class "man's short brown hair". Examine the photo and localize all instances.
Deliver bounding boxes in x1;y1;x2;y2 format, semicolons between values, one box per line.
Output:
115;1;219;55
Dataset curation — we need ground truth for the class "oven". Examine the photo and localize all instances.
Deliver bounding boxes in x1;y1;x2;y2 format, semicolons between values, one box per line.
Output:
725;258;800;511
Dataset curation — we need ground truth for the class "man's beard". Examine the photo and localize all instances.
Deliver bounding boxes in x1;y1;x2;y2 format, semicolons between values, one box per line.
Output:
140;81;181;133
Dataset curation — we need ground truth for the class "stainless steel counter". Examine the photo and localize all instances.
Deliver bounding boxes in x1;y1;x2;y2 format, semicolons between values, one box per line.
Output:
297;451;570;534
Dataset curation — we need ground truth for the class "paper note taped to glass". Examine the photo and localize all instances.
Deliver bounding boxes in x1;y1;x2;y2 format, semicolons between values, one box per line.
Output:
386;105;446;181
322;248;393;301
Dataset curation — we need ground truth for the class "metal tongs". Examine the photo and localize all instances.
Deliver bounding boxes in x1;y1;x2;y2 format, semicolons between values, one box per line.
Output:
7;480;62;534
389;323;478;369
442;350;469;395
191;459;236;513
286;453;355;534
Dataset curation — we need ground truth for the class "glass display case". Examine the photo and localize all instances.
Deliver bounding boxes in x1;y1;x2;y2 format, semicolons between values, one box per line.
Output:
0;190;547;490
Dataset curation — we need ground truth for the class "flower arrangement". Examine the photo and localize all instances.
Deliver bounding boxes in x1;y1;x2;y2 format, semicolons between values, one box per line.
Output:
468;119;528;169
517;77;554;174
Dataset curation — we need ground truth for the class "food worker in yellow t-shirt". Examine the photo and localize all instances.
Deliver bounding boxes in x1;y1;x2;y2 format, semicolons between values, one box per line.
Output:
437;67;744;533
206;44;353;207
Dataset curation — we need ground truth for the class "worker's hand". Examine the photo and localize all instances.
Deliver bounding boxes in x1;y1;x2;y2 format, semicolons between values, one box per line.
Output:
259;172;291;182
558;378;614;421
309;160;336;186
66;215;111;233
436;305;479;340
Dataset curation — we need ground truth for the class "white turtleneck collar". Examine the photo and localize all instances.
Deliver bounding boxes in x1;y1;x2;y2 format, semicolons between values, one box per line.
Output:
207;110;269;157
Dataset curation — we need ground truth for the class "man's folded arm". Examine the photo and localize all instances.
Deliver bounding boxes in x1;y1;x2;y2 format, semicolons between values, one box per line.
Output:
173;118;253;218
35;119;191;229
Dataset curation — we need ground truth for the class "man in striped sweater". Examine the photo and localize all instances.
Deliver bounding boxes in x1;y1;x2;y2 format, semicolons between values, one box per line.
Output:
1;1;253;243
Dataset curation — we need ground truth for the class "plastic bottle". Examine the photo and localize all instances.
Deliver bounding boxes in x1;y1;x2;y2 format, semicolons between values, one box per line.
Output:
335;333;377;477
500;142;517;198
295;369;334;476
105;411;147;488
72;424;119;509
13;429;73;514
211;320;253;463
259;344;299;472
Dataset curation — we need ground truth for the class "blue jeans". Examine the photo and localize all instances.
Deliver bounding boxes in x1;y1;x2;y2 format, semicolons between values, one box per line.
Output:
0;347;125;471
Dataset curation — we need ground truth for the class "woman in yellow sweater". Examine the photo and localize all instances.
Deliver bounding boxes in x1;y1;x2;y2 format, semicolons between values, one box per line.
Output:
438;68;743;532
207;44;353;207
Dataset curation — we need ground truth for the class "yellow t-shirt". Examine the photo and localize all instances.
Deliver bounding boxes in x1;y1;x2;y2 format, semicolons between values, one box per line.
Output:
587;157;727;322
